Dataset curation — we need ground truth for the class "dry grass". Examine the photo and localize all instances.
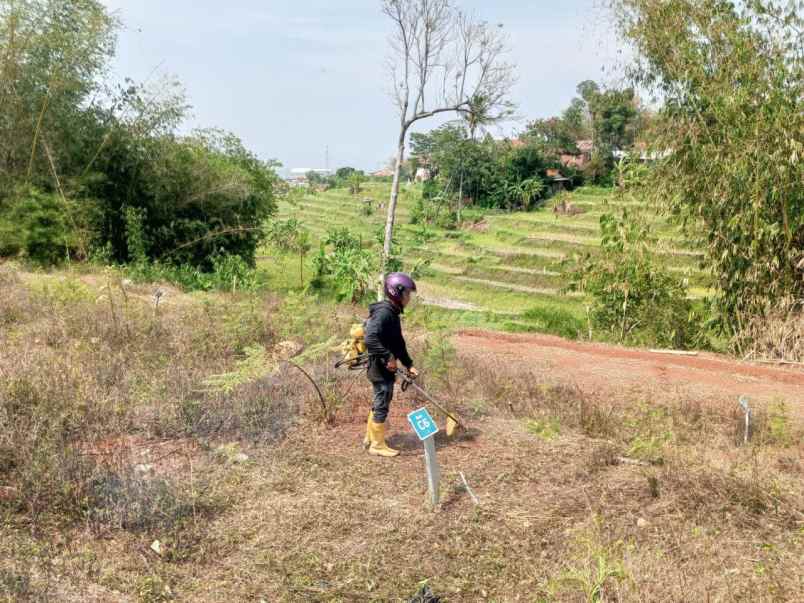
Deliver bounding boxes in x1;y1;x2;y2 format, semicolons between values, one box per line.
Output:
739;296;804;363
1;263;802;602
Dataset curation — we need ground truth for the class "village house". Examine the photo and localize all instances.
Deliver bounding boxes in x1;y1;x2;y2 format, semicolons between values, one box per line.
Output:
559;139;593;169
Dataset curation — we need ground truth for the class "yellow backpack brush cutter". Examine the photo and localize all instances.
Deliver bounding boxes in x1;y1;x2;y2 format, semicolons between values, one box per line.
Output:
334;323;369;370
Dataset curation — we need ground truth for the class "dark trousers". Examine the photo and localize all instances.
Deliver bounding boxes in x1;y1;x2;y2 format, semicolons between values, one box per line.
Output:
371;378;395;423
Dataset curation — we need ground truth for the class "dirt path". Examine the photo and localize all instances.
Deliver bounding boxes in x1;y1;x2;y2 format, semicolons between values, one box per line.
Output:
453;330;804;418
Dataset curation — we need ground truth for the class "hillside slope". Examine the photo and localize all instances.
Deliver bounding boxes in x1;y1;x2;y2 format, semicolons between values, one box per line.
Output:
275;183;709;337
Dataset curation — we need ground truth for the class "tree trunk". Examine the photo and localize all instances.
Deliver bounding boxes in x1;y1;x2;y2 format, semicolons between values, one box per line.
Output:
458;156;464;225
379;126;408;300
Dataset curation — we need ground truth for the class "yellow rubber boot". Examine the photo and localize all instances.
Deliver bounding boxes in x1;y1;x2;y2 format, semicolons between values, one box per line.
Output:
363;410;372;450
368;418;399;457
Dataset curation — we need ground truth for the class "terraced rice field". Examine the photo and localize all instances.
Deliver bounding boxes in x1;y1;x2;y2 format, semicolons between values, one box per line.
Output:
272;183;709;335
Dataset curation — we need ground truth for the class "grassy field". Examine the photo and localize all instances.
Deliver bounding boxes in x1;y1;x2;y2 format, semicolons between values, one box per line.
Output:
1;263;801;601
271;182;710;339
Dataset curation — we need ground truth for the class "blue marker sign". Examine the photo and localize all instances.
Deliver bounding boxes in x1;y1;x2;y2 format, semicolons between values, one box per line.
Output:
408;407;439;441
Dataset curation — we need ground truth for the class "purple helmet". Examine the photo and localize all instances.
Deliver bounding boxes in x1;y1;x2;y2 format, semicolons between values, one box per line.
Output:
385;272;417;304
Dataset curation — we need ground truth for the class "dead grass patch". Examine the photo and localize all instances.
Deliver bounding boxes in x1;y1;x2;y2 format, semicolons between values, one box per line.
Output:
1;265;802;601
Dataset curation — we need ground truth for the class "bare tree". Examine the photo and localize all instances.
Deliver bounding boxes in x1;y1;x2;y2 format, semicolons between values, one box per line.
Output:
379;0;515;297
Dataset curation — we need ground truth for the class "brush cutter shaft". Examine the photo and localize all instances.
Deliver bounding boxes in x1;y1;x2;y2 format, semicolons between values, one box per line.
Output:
333;357;465;430
400;373;464;428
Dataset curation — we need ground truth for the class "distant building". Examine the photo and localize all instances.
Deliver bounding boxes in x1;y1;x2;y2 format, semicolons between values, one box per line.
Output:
560;139;593;169
613;143;671;162
414;167;432;182
372;168;395;178
287;167;334;186
546;168;571;194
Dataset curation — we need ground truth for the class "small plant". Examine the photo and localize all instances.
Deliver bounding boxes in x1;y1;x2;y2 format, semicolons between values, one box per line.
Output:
137;574;174;602
202;345;273;393
360;198;374;216
507;177;545;210
0;568;37;600
550;515;631;602
627;433;671;463
265;218;312;288
412;224;437;244
525;417;561;440
348;171;365;195
522;305;584;339
421;328;457;387
123;253;262;293
753;401;797;447
559;551;628;602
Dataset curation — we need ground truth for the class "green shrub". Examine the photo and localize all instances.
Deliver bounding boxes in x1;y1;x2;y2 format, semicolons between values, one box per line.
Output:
522;306;584;339
309;227;379;302
568;208;703;348
0;187;95;264
124;254;263;293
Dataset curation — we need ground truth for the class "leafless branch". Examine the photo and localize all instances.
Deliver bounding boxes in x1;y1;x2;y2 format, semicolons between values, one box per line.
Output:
379;0;516;296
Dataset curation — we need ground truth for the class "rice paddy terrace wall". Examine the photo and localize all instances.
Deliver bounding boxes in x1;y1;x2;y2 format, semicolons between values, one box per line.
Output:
273;183;709;336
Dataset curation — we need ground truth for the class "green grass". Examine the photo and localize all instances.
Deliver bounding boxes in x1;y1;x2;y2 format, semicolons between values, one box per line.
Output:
265;182;710;339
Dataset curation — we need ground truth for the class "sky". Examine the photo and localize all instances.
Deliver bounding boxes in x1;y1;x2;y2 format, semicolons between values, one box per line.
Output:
101;1;627;174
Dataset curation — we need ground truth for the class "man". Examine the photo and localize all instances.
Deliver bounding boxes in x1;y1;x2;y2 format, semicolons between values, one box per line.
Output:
362;272;419;457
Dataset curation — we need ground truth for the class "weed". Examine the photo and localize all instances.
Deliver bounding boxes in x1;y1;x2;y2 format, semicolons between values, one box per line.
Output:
522;305;584;338
549;516;630;602
468;398;489;417
0;568;38;601
30;276;94;307
647;474;661;498
752;401;797;447
137;574;174;602
125;254;264;293
627;432;671;463
525;417;561;440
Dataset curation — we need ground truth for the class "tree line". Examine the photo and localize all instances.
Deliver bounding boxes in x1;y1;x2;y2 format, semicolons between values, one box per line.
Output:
0;0;277;270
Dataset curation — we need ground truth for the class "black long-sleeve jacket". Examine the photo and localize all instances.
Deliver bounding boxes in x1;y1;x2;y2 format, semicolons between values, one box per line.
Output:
364;300;413;382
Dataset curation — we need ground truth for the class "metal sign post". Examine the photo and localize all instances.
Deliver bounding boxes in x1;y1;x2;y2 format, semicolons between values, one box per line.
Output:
739;396;751;445
408;407;440;507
